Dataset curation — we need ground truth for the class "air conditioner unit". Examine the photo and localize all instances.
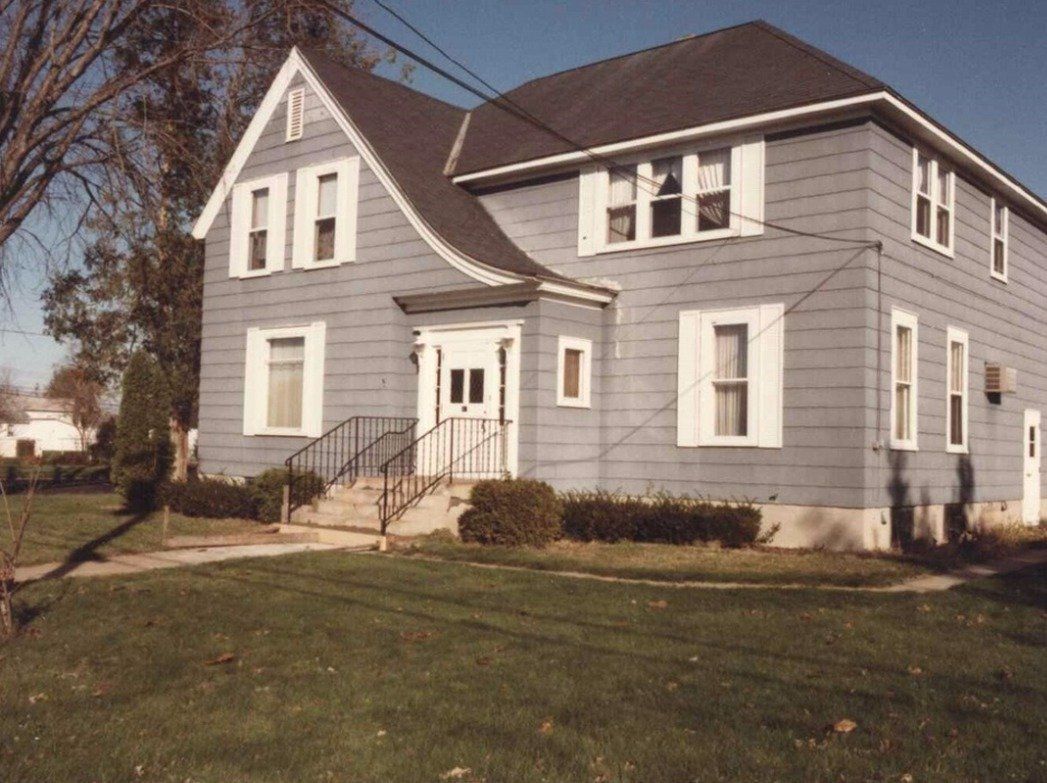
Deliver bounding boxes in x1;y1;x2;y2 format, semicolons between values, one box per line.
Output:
985;363;1017;393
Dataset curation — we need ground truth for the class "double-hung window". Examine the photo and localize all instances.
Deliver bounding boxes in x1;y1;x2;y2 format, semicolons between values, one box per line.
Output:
911;149;954;255
579;137;764;255
244;322;326;437
230;173;287;277
890;309;919;450
293;158;360;268
677;303;783;448
990;198;1008;281
557;336;592;408
945;327;969;453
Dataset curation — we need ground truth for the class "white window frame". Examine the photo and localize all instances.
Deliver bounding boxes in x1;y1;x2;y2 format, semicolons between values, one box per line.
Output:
890;308;919;451
990;197;1008;282
578;135;764;256
910;148;955;257
677;303;783;449
292;157;360;269
229;173;287;278
556;336;592;408
945;326;969;454
243;321;326;437
285;87;305;142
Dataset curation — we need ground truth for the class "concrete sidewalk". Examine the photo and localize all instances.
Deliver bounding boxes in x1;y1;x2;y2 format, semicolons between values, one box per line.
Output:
15;542;344;583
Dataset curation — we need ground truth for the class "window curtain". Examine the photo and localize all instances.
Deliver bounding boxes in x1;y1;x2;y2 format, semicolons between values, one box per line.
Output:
697;148;731;230
607;166;637;242
267;337;305;428
714;324;748;436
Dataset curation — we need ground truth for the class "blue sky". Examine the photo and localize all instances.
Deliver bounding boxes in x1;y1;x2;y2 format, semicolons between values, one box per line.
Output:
2;0;1045;389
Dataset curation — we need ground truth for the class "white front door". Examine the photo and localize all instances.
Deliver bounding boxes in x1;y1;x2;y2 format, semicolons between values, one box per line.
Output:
440;342;498;421
1023;409;1041;524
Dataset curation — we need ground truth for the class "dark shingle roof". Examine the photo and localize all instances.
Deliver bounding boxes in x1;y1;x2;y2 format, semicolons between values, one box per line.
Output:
453;20;886;175
299;48;563;281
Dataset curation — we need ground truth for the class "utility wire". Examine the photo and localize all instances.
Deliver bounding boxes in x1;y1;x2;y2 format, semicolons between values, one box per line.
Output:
348;0;879;250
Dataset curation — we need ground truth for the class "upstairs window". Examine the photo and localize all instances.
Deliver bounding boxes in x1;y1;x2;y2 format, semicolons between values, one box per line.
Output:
911;149;954;256
229;173;287;278
292;157;360;268
579;137;764;256
990;198;1008;281
890;309;919;450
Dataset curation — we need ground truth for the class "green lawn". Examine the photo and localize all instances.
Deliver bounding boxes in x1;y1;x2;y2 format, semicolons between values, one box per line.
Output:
9;491;262;566
3;550;1044;782
400;536;937;587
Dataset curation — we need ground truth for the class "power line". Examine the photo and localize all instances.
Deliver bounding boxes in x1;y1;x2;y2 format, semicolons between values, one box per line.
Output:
0;327;52;338
350;0;879;250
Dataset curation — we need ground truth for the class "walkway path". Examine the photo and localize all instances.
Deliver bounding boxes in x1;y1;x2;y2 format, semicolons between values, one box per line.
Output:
390;547;1047;593
15;542;343;583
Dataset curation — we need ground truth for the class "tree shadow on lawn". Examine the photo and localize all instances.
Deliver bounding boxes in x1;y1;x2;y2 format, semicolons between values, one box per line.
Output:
181;556;1046;722
27;508;153;582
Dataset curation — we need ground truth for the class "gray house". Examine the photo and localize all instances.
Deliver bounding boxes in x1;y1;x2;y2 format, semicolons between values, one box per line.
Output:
192;21;1046;549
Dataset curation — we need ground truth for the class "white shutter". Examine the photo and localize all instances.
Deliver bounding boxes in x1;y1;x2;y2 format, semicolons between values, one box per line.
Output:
303;321;326;437
292;168;314;268
286;88;305;142
756;302;784;447
265;173;288;273
243;328;263;435
577;165;599;257
337;157;360;263
738;136;765;237
229;184;249;278
677;310;700;447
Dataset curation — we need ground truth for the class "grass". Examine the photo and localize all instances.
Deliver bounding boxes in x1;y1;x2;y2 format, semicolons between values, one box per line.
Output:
2;550;1045;782
399;536;939;587
8;490;263;566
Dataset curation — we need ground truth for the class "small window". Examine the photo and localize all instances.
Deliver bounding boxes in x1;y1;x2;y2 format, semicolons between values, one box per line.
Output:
248;188;269;271
946;327;968;453
286;87;305;142
677;304;784;448
315;173;337;262
244;322;325;437
449;369;465;404
469;369;485;404
557;336;592;408
911;149;954;256
990;198;1008;281
650;156;683;238
891;309;919;450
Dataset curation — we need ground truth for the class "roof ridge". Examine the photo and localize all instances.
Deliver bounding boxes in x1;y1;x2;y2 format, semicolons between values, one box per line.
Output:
492;19;765;102
749;20;885;90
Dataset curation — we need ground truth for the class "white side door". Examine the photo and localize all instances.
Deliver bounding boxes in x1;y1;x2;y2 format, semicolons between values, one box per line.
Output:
1023;409;1041;524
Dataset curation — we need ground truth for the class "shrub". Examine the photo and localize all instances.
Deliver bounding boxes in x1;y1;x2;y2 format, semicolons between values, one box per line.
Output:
249;468;326;523
41;450;91;465
112;352;172;510
161;477;259;520
459;479;563;546
562;490;761;548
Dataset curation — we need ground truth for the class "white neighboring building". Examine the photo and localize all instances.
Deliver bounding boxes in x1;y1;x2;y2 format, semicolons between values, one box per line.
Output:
0;395;91;458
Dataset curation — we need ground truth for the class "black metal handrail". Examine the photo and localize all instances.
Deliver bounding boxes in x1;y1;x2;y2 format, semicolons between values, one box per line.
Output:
284;415;417;518
378;417;510;533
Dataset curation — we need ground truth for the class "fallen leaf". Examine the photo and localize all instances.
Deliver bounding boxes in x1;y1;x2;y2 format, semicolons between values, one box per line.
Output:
475;656;492;667
907;665;923;676
647;600;669;610
665;681;679;692
833;718;857;734
92;682;111;698
204;652;236;666
996;668;1013;681
440;768;471;780
376;729;387;737
28;693;47;705
399;630;435;643
538;719;554;735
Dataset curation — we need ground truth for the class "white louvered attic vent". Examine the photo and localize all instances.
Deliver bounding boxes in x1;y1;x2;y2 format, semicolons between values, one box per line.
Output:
984;363;1017;394
285;88;305;142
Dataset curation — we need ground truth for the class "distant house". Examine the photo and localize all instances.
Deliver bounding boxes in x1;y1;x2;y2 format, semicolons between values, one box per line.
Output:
0;394;91;458
191;20;1045;549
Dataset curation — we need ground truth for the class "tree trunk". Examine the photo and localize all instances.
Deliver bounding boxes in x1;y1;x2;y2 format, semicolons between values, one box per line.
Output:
171;418;190;482
0;558;15;639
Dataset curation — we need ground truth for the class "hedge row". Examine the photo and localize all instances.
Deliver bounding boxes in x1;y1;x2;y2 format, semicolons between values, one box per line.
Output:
160;469;325;523
459;480;762;548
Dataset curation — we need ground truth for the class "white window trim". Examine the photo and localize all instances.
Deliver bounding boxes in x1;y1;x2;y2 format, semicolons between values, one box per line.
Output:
229;173;287;278
945;326;969;454
910;147;955;258
578;135;764;256
890;308;919;451
990;197;1008;283
556;336;592;408
677;303;783;449
243;322;326;438
285;87;305;142
292;157;360;269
